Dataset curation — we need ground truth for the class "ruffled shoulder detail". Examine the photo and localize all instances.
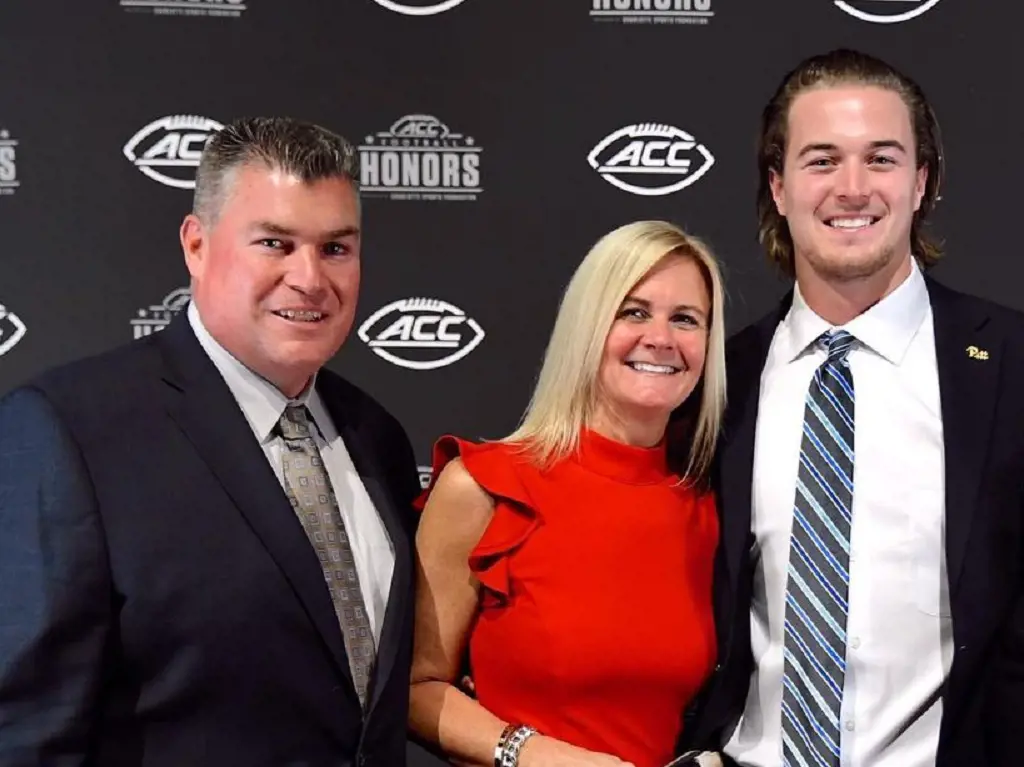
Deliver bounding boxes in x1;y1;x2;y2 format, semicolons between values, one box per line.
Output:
415;435;542;604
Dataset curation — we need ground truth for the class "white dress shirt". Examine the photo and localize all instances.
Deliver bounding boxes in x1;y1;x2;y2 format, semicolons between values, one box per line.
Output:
187;302;395;643
724;260;955;766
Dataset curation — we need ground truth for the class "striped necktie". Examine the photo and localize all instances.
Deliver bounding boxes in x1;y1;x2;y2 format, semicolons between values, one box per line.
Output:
781;329;856;767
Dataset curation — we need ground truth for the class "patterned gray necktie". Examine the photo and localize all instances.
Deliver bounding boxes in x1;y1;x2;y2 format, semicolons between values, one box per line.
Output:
278;404;376;707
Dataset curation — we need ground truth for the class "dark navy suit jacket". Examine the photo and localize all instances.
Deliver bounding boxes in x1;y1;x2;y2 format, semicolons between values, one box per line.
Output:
682;277;1024;766
0;314;421;767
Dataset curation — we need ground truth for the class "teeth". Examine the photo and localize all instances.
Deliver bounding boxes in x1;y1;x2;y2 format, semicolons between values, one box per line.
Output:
628;362;679;375
276;310;324;322
828;217;875;229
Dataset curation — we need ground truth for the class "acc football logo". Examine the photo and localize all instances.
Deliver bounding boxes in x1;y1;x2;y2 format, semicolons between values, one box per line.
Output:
131;287;192;339
0;303;27;357
371;0;469;15
418;465;433;489
359;114;482;201
835;0;943;23
0;129;17;196
358;298;485;370
590;0;714;25
123;115;223;189
120;0;246;17
588;123;714;196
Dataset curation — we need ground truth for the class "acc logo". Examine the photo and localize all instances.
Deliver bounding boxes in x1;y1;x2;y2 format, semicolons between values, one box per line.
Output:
120;0;247;16
131;287;192;339
834;0;943;23
590;0;714;25
358;298;485;371
417;465;433;489
0;303;27;357
371;0;469;15
359;114;482;201
0;129;17;196
392;114;449;137
588;123;714;196
123;115;223;189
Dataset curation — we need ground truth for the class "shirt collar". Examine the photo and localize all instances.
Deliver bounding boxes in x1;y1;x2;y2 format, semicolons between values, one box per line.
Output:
780;258;930;365
187;301;323;443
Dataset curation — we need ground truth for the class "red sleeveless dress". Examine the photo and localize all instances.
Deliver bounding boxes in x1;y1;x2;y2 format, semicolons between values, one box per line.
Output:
416;428;718;767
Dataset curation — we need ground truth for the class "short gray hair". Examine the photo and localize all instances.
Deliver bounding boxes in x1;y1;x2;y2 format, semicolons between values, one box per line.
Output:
193;116;360;223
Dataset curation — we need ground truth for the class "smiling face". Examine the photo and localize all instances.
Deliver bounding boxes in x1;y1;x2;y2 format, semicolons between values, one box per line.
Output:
771;85;927;287
592;254;711;438
181;162;361;397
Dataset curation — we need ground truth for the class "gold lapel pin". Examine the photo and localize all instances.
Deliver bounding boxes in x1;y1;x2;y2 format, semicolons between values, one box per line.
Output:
967;345;990;361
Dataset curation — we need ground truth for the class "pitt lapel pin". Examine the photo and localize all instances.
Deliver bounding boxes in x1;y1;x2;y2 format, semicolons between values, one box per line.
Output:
967;345;990;361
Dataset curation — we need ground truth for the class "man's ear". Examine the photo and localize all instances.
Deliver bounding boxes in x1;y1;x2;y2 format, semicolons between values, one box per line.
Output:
769;168;786;217
913;164;928;213
180;214;207;280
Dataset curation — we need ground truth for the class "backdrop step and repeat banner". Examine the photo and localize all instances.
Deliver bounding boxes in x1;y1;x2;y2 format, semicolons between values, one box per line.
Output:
1;1;1022;763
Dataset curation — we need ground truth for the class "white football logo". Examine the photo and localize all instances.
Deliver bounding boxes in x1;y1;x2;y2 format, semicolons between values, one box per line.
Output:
120;0;246;10
417;465;433;489
160;287;193;313
834;0;943;23
389;114;452;138
588;123;715;197
371;0;469;16
0;303;27;357
358;297;485;371
131;287;192;340
123;115;223;190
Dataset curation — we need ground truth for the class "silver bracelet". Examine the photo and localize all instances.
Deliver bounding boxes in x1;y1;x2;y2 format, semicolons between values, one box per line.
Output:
495;724;538;767
493;724;516;767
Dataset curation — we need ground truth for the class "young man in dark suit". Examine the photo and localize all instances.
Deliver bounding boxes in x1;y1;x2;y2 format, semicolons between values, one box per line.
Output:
0;117;421;766
685;50;1024;766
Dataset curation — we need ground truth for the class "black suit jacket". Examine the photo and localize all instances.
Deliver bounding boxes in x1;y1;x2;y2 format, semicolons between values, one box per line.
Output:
0;314;421;767
683;276;1024;765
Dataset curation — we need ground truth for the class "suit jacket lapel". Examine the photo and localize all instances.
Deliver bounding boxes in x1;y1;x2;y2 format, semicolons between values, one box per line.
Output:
927;277;1002;599
318;374;413;716
719;298;791;605
156;316;356;693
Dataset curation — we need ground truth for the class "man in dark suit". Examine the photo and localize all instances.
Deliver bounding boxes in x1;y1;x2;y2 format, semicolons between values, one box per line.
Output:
0;117;421;766
683;50;1024;766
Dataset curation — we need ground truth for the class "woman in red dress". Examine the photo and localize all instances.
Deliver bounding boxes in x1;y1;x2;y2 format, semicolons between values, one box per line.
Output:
409;221;728;767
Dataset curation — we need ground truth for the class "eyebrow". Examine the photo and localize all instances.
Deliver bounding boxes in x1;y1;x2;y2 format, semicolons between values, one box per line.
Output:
795;139;909;158
249;221;361;240
623;296;708;318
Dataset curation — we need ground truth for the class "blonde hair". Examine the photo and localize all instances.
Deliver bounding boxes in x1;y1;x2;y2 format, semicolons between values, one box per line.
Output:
504;220;727;486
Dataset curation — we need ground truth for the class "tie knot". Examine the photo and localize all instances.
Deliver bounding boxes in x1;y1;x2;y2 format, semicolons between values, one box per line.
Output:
822;329;856;363
278;404;313;440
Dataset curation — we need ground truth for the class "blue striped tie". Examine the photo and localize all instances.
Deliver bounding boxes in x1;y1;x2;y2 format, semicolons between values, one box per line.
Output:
781;329;856;767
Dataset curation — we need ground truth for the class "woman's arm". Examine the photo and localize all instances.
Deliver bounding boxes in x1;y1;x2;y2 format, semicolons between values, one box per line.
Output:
409;457;507;763
409;458;634;767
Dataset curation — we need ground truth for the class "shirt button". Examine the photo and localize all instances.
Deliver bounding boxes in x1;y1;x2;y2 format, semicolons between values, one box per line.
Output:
845;720;855;732
851;637;861;650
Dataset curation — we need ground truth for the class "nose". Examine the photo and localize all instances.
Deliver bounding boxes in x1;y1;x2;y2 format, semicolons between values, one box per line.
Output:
285;246;328;298
835;161;869;203
642;316;674;349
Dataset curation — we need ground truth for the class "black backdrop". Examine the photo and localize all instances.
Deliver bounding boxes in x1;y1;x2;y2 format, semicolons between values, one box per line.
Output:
1;1;1021;763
